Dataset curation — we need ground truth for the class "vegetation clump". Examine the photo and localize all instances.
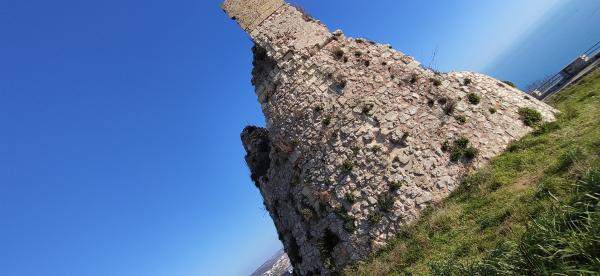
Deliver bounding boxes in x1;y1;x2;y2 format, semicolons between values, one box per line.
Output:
300;208;314;222
443;137;478;162
389;181;402;192
518;107;543;126
368;211;382;224
378;194;395;212
336;208;356;232
332;47;345;60
345;192;357;204
467;93;481;105
342;160;354;172
323;116;332;126
502;80;516;88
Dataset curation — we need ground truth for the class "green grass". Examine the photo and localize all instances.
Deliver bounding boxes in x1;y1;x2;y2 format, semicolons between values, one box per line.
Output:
344;68;600;275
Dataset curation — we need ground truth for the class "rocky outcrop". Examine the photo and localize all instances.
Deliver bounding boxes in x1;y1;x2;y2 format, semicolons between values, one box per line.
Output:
223;1;558;275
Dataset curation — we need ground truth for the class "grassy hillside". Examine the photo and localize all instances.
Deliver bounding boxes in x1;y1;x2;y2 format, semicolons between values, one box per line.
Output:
345;68;600;276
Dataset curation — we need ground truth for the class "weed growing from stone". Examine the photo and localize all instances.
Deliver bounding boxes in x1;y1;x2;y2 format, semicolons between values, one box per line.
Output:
443;137;478;162
467;93;481;105
368;211;382;224
343;160;354;172
345;192;357;204
518;107;543;127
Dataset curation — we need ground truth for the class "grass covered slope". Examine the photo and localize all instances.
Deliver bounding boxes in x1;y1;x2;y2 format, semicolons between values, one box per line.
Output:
345;69;600;276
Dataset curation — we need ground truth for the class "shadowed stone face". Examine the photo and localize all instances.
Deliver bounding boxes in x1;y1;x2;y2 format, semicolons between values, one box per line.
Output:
223;2;558;275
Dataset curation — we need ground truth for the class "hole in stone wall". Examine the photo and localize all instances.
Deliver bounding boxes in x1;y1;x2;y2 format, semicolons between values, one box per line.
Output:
251;44;278;87
409;74;418;84
329;75;347;94
443;99;456;115
287;236;303;265
241;126;271;187
318;229;340;270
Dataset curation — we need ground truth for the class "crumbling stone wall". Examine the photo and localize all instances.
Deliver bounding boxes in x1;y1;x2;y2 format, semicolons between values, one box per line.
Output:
224;1;558;275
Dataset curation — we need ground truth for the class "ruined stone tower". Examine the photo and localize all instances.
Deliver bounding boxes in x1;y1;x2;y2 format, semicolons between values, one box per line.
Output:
222;1;557;275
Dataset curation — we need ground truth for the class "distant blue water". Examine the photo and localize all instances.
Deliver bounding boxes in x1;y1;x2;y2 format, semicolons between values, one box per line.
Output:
485;0;600;88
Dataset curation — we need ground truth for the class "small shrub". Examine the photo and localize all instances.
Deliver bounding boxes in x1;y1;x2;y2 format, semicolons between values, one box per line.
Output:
372;145;382;153
489;107;497;114
300;208;314;221
344;219;356;232
336;208;356;232
450;149;464;162
368;212;382;224
389;181;403;191
323;116;332;126
431;78;442;86
446;137;478;162
455;137;470;148
518;107;543;127
467;93;481;105
463;78;472;86
342;160;354;172
464;147;479;159
345;192;357;204
379;194;395;212
455;115;467;125
502;80;516;88
332;47;345;60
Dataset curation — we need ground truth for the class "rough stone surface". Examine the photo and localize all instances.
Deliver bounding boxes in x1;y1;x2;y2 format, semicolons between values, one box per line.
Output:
221;0;284;31
224;1;558;275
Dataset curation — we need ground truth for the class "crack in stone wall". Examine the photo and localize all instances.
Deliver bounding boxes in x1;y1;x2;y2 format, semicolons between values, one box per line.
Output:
223;1;558;275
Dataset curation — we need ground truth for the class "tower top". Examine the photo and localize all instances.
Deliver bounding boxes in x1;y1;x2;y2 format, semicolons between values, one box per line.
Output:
221;0;284;32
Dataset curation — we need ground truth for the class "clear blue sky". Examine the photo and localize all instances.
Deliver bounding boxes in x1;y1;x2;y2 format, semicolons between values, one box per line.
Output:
0;1;598;275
